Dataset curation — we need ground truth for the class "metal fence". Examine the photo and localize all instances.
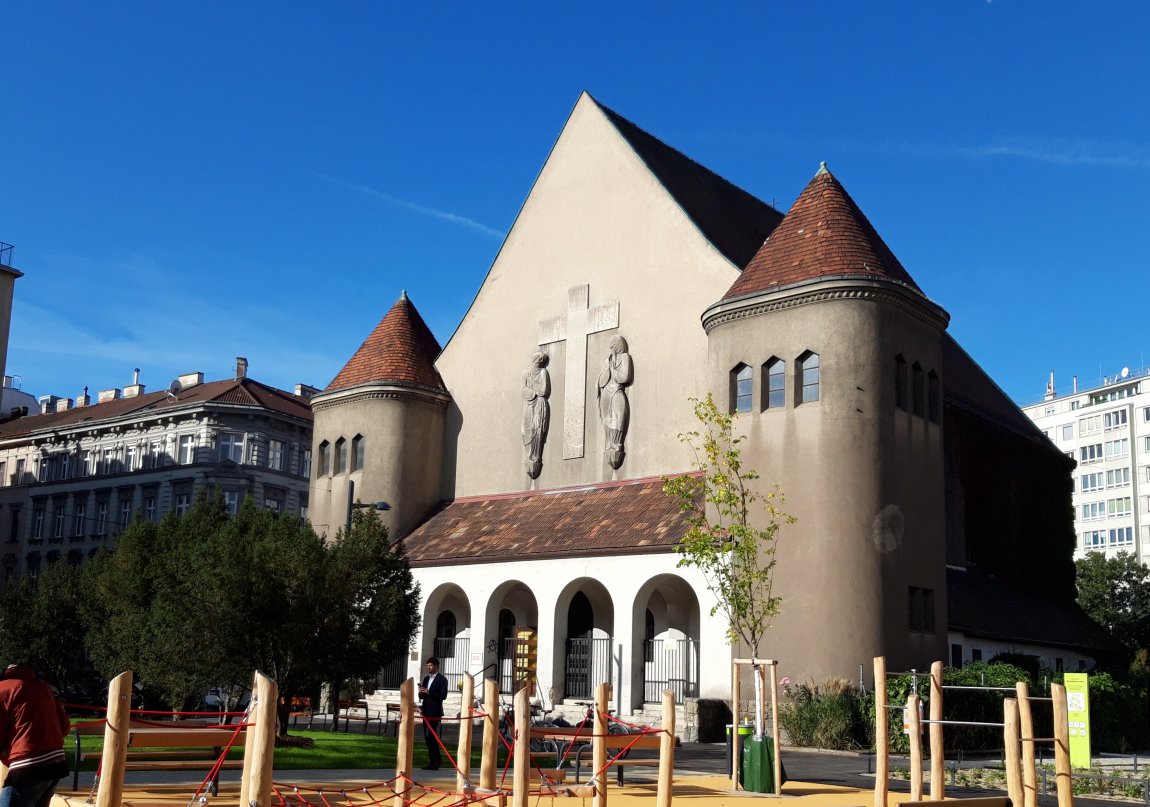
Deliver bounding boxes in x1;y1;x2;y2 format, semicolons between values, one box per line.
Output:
563;636;613;699
433;637;470;690
377;655;407;689
0;242;11;268
642;638;699;702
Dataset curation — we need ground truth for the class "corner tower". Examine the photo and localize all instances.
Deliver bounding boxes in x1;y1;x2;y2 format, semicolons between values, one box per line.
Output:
702;164;951;679
309;292;449;540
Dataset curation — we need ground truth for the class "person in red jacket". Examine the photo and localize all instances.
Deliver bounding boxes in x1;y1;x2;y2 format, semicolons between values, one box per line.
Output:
0;664;70;807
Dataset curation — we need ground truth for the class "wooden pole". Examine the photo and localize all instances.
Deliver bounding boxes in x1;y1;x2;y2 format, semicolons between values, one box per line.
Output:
1052;683;1073;807
656;689;675;807
929;661;944;800
456;673;476;792
593;682;610;807
1016;681;1038;807
907;693;923;802
512;686;529;807
1004;698;1024;807
730;661;741;790
239;672;259;807
480;678;499;791
246;672;279;807
769;662;781;797
95;671;133;807
393;678;415;807
873;657;888;807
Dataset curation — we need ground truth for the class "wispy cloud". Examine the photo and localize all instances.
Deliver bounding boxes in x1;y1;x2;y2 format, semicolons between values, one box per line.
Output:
963;138;1150;169
317;174;505;238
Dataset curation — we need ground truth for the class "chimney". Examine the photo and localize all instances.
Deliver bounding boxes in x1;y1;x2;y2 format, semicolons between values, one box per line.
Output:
124;368;145;397
1043;371;1056;402
178;372;204;388
56;398;73;412
97;388;122;403
236;357;248;380
1073;376;1078;394
38;395;60;414
294;383;320;400
76;386;91;407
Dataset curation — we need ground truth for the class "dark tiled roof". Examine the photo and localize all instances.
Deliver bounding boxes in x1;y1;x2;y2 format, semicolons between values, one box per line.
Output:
948;566;1120;654
592;97;784;270
0;377;311;439
724;164;923;301
327;293;445;393
404;475;696;566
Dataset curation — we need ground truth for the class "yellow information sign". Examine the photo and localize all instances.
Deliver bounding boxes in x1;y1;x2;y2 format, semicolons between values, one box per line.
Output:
1064;672;1091;769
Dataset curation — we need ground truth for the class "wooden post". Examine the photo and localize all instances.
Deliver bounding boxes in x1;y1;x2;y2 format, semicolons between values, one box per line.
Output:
1052;683;1073;807
929;661;944;800
593;682;610;807
730;661;741;790
456;673;476;792
656;689;675;807
394;678;415;807
873;657;888;807
907;693;923;802
239;672;259;807
513;686;529;807
1004;698;1024;807
245;672;279;807
1016;681;1038;807
769;662;781;797
95;671;133;807
480;678;499;791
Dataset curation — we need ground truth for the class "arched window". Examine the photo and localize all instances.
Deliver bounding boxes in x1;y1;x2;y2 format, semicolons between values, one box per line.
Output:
436;610;457;658
317;441;330;477
912;362;925;417
928;371;941;423
335;438;347;473
894;355;908;411
351;434;365;472
763;357;785;409
731;364;752;413
798;351;820;404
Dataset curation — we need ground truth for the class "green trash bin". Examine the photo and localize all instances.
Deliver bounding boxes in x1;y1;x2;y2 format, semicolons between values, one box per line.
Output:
743;736;786;793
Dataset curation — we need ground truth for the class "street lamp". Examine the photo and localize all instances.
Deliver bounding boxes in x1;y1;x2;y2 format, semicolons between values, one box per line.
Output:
345;479;390;536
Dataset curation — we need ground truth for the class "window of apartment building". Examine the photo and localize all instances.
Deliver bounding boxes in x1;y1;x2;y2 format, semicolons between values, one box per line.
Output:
317;442;329;477
16;459;26;485
765;357;785;410
60;453;69;480
1083;530;1105;549
143;496;156;522
352;435;365;472
731;364;752;413
125;445;138;472
1061;425;1074;440
25;553;40;581
1108;497;1133;517
73;503;86;538
178;435;196;465
52;506;65;540
1104;410;1128;431
175;492;191;517
223;490;240;515
147;439;165;469
0;461;6;486
1144;406;1150;423
299;493;309;521
335;438;348;474
1081;472;1104;492
78;451;90;478
31;507;44;541
971;648;983;662
1104;438;1130;460
119;499;132;532
1082;501;1106;521
799;351;820;404
894;355;908;411
908;586;935;633
1080;443;1103;464
1079;414;1102;437
219;433;244;464
7;510;18;545
1145;437;1150;454
300;447;312;478
268;439;285;472
1071;401;1081;411
102;448;119;475
264;488;284;514
1109;527;1134;546
1106;468;1131;488
95;500;108;536
1044;406;1055;416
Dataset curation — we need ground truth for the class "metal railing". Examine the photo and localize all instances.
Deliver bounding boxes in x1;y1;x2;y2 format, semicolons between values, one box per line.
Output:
642;638;699;702
432;637;470;690
0;242;11;268
563;636;612;699
377;655;407;689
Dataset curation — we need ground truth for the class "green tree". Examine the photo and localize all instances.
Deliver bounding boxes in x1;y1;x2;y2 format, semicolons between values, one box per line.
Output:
0;558;91;689
1076;551;1150;653
663;394;794;657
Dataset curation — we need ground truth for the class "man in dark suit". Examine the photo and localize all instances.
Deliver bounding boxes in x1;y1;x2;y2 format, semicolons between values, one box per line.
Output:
418;656;448;770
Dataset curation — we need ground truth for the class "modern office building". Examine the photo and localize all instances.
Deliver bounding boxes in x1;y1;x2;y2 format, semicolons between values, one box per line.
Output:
1023;366;1150;562
0;360;315;586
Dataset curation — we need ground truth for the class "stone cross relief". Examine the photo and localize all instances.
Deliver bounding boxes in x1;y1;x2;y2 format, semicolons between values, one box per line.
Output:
538;284;620;459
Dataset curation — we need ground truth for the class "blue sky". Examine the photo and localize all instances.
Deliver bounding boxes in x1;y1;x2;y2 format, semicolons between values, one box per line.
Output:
3;2;1148;406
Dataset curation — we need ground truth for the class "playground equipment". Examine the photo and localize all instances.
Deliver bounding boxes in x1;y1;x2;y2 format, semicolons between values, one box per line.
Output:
872;656;1073;807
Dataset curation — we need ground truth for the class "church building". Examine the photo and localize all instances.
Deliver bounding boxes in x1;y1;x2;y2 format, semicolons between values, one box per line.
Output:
308;93;1107;722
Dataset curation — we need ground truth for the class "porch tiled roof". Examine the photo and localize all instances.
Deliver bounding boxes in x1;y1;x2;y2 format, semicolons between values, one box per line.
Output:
404;475;697;566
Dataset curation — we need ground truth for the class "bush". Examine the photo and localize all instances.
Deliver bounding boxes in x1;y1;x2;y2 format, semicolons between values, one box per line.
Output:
779;677;869;750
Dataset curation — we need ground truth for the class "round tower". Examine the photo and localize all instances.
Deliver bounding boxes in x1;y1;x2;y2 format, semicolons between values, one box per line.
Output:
309;291;450;541
701;164;951;681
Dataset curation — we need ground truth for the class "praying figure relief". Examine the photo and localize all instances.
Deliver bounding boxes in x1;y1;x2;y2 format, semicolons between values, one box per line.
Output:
521;351;551;479
596;335;632;470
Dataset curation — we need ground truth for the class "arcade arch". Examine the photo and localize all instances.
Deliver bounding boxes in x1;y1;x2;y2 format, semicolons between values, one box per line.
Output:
632;574;700;705
553;579;615;701
422;582;472;687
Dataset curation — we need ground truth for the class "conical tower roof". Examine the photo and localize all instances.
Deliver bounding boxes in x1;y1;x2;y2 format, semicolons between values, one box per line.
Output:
326;292;445;392
723;163;922;301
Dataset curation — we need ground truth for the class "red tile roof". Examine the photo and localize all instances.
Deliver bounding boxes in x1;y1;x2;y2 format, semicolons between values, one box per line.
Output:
404;475;699;566
723;164;922;301
326;293;445;393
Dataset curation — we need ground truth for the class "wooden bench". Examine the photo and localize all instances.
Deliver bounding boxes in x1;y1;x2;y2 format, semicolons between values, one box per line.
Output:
72;720;246;794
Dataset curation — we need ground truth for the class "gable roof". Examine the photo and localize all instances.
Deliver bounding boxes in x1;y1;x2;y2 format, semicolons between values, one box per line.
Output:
404;475;695;566
326;292;445;393
592;96;784;270
724;163;923;301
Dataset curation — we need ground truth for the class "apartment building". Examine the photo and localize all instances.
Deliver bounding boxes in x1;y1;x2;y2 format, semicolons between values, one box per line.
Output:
0;360;315;585
1023;366;1150;561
